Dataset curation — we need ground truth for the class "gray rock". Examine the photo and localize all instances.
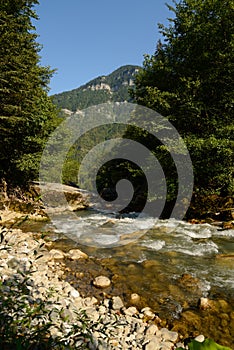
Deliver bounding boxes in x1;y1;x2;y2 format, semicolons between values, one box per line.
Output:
36;182;90;212
145;336;161;350
160;328;178;342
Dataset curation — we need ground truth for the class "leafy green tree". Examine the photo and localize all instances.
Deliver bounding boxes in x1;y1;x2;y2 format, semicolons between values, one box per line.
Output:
131;0;234;196
0;0;59;185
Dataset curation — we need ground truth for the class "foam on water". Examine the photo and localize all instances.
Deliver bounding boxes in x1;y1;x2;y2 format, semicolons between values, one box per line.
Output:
215;229;234;237
169;240;219;256
53;213;157;243
93;234;120;246
180;227;212;239
52;212;233;250
49;210;234;291
142;239;166;251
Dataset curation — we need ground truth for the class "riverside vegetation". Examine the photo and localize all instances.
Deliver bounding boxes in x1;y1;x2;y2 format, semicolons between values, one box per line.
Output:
0;0;233;349
50;0;234;220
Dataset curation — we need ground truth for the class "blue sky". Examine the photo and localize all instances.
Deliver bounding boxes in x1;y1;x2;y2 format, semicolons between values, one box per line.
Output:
35;0;173;95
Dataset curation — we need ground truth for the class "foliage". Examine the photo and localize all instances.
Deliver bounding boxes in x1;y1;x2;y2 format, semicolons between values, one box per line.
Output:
130;0;234;198
177;338;231;350
0;270;55;350
0;0;59;186
0;224;112;350
0;270;109;349
52;65;139;112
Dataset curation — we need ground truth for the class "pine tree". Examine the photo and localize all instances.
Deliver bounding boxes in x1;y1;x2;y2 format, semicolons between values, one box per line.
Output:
0;0;59;185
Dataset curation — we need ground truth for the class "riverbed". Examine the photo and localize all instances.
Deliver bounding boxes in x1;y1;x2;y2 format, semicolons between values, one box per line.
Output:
19;209;234;347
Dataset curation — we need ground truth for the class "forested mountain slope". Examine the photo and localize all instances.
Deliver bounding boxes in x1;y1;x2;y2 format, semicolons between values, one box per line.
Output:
52;65;140;112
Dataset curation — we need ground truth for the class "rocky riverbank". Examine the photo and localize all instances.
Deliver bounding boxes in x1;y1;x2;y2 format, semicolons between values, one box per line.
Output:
0;225;191;349
0;182;233;349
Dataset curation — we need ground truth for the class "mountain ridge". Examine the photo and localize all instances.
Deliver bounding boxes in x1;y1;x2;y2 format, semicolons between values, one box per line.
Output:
52;65;140;113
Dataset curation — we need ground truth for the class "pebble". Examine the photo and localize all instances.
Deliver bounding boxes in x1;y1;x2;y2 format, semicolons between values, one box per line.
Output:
142;307;155;320
160;341;175;350
195;334;205;342
49;249;65;259
112;296;124;310
130;292;141;304
124;306;138;316
160;328;179;342
93;275;111;288
0;227;189;350
69;288;80;299
199;297;211;310
145;337;161;350
67;248;88;260
146;324;158;335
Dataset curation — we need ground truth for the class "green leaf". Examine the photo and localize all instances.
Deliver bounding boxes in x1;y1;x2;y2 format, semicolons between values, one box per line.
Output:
188;339;232;350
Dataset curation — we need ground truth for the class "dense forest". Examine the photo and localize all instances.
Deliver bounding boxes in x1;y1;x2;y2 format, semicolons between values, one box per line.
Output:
0;0;233;218
58;0;234;218
0;0;59;185
131;0;233;198
94;0;234;217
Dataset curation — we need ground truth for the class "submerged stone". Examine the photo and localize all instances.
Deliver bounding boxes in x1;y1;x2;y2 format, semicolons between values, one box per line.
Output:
93;275;111;289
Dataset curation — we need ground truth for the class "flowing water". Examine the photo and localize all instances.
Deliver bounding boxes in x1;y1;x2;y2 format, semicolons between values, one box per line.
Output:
47;209;234;295
21;209;234;346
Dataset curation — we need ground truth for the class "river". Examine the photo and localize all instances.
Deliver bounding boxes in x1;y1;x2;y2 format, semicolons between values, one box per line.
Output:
21;208;234;346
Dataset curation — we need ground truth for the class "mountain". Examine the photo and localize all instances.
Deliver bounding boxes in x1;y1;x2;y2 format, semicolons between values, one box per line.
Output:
52;65;140;113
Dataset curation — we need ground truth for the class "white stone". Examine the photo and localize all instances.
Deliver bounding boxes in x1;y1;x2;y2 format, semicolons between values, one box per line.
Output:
160;341;175;350
67;249;88;260
145;336;161;350
69;288;80;299
50;249;64;260
160;328;178;342
130;293;141;304
112;296;124;310
124;306;138;316
93;276;111;288
195;335;205;343
146;324;158;335
199;297;211;310
83;296;98;306
142;307;155;320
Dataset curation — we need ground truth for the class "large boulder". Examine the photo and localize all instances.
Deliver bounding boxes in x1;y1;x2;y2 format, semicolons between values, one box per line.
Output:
32;182;90;212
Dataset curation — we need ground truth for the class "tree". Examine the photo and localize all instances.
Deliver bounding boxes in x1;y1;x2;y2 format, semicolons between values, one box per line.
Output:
131;0;234;196
0;0;59;185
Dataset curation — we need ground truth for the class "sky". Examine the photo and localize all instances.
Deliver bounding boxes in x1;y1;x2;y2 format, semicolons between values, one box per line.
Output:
35;0;174;95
